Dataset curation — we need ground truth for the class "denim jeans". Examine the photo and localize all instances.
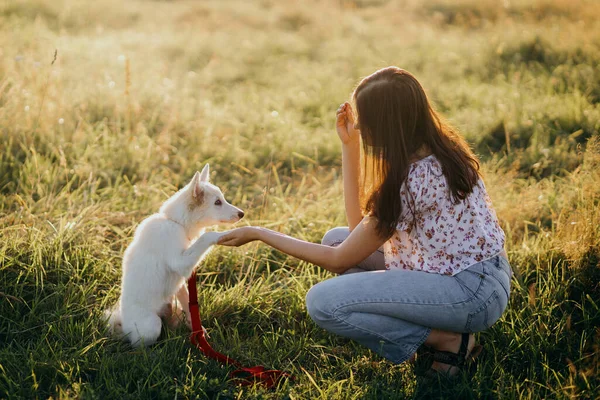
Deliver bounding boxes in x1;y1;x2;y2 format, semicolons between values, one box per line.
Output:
305;227;512;364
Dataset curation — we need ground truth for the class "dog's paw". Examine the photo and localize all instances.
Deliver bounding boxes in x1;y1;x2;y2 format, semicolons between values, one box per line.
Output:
104;308;124;336
202;231;230;245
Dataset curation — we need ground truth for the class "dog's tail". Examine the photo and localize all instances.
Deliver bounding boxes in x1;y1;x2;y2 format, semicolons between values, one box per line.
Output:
103;302;123;336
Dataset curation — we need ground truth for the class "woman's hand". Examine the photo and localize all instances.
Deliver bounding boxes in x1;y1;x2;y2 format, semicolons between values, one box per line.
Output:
336;102;360;145
217;227;260;247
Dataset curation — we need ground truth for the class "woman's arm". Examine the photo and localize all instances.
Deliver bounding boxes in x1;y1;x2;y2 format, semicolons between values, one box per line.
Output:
217;216;389;274
336;102;362;230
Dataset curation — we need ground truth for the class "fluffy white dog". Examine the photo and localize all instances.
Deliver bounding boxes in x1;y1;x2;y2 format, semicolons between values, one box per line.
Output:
105;164;243;347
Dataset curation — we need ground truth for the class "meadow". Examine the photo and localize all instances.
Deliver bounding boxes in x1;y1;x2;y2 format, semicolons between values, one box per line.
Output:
0;0;599;398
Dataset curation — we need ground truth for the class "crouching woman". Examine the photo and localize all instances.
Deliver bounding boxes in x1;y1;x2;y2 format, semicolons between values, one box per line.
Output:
217;67;512;377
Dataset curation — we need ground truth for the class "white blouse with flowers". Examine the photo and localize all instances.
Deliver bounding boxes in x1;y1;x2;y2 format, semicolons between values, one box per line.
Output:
383;155;505;276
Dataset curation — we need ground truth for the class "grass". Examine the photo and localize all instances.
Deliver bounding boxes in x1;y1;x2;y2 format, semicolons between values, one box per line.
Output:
0;0;599;398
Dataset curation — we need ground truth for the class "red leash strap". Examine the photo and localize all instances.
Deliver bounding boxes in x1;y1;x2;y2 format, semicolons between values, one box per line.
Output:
187;272;292;387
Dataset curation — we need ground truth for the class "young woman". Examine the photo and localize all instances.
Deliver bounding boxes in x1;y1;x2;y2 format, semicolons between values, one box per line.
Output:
217;66;512;377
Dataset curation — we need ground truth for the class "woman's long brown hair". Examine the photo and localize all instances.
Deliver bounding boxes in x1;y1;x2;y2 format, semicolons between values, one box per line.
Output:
353;67;480;238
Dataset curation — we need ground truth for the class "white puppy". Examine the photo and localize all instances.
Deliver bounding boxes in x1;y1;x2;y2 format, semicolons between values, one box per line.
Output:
105;164;243;347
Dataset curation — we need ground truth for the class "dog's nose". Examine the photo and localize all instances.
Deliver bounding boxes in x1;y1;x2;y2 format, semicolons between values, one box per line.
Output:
238;211;245;219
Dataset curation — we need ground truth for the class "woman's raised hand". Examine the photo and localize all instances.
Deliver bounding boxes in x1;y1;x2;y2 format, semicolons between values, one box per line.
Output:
336;102;359;145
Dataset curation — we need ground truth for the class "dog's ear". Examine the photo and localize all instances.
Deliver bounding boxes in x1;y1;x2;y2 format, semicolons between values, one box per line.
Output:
190;171;204;201
199;164;210;183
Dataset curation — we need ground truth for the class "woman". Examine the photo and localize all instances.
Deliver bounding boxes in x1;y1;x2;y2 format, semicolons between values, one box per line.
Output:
217;66;512;377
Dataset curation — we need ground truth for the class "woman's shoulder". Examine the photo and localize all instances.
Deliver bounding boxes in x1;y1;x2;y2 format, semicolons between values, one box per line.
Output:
407;154;442;181
403;155;445;201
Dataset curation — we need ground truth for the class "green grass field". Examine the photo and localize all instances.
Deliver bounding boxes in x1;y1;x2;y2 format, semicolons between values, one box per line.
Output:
1;0;599;398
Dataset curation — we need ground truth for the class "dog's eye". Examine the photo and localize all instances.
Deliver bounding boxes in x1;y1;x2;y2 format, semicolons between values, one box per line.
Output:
214;199;222;206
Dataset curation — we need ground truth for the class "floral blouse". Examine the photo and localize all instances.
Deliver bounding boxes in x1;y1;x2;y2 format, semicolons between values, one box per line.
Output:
383;155;505;276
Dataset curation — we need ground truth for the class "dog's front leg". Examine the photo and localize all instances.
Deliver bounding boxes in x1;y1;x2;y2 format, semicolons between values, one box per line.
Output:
175;284;192;328
171;231;227;278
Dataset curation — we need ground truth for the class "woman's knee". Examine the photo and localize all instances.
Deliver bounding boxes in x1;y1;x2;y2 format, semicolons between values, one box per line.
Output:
321;227;350;247
305;282;335;326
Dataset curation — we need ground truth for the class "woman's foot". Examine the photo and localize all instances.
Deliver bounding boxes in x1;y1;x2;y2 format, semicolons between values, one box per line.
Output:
424;330;479;376
431;332;475;375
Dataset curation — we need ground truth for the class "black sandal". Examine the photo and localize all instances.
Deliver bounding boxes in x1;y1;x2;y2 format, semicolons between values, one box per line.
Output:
423;333;483;379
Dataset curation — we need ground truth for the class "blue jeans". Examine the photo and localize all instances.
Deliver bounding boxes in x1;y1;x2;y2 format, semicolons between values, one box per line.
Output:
305;227;512;364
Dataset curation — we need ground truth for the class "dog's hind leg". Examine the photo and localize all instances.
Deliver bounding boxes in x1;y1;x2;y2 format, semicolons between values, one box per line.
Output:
122;312;162;347
158;295;187;329
158;301;173;319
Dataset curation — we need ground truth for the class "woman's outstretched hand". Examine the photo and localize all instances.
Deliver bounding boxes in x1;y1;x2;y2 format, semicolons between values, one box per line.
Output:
336;102;360;144
217;227;259;247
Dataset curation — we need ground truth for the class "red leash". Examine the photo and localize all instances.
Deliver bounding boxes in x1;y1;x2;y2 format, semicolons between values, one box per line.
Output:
187;272;292;387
